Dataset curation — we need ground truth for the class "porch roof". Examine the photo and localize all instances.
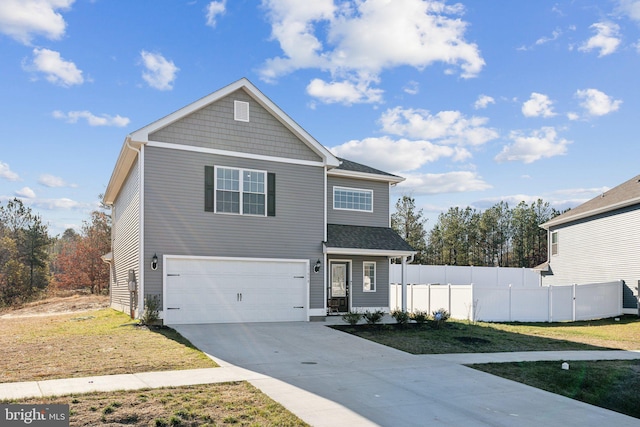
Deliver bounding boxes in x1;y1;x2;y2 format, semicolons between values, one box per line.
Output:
325;224;416;257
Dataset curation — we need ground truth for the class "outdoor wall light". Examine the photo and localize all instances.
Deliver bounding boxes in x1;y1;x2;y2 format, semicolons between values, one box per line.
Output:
314;259;321;273
151;253;158;270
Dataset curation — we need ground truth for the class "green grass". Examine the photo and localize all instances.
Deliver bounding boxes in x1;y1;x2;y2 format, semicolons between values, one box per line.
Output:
471;360;640;419
331;315;640;354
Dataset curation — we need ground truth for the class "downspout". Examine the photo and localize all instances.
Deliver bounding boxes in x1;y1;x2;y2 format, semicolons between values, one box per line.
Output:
126;138;144;318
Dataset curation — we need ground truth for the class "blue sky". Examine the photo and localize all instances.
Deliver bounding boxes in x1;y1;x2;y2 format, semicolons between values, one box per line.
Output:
1;0;639;236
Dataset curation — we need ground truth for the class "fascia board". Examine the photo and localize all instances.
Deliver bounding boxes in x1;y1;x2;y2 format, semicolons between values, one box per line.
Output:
103;138;143;205
327;168;405;184
325;247;416;257
541;197;640;229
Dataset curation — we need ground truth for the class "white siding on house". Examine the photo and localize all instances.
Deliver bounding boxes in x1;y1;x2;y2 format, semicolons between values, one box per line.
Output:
111;159;141;315
543;205;640;308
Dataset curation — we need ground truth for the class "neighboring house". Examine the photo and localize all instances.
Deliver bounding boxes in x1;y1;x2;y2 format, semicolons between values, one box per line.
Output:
539;174;640;314
103;78;415;324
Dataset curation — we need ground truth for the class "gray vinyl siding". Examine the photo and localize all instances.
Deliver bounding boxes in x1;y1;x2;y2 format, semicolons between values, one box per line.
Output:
142;146;326;309
328;255;390;309
542;205;640;308
149;90;321;163
111;160;140;315
327;176;390;227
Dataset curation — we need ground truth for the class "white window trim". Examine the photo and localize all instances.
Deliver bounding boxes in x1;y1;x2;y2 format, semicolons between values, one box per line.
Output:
333;186;373;212
363;261;376;292
234;100;249;122
214;165;267;216
551;231;558;256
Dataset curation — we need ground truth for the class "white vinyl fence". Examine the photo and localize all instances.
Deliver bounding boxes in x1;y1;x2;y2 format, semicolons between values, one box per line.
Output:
390;265;623;322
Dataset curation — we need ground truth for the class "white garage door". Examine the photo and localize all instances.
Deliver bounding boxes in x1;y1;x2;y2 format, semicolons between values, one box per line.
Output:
163;256;308;324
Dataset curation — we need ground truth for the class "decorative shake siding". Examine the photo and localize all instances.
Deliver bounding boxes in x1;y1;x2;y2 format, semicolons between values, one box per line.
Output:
142;146;326;309
111;160;140;314
543;205;640;308
327;175;391;227
149;90;320;162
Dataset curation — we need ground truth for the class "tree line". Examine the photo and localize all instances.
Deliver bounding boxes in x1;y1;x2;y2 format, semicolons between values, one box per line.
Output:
0;198;110;307
392;196;564;268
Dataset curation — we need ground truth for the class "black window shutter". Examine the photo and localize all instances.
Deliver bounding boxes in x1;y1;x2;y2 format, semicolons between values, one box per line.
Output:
267;172;276;216
204;166;215;212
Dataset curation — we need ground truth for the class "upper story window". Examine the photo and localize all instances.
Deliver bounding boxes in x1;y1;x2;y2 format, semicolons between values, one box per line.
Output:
333;186;373;212
551;231;558;255
216;166;265;215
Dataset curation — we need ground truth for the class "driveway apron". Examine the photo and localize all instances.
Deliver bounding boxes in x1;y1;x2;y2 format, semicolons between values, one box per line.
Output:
173;322;639;427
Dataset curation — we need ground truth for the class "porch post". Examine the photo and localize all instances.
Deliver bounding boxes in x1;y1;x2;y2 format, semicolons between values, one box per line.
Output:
401;256;408;311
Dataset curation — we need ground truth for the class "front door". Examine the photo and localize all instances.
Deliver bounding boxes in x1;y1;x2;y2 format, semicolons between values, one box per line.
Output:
329;262;349;313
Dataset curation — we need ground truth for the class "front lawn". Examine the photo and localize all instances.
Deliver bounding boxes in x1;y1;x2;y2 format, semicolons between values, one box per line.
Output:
330;315;640;354
8;383;309;426
0;308;215;383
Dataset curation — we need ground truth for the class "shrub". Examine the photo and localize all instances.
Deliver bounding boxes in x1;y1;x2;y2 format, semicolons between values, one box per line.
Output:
341;311;362;326
410;310;429;325
390;309;410;326
141;294;161;325
363;309;385;326
432;308;450;328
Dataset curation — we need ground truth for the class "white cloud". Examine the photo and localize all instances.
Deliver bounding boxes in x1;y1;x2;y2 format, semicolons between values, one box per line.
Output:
33;198;83;210
567;112;580;121
535;28;561;45
379;107;499;146
474;94;495;110
521;92;556;118
575;88;622;116
205;1;226;27
579;22;621;57
0;0;74;45
403;81;419;95
331;136;470;172
495;127;571;164
140;50;179;90
15;187;36;198
616;0;640;22
52;110;130;127
0;162;20;181
260;0;484;103
397;171;492;194
26;48;83;87
38;174;75;187
306;77;383;104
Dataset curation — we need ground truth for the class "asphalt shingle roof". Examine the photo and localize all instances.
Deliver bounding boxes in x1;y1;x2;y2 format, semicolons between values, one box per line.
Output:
326;224;415;252
335;157;400;178
542;173;640;228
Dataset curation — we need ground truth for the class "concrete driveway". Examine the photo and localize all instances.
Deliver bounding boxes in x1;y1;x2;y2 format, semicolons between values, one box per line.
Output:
173;322;639;427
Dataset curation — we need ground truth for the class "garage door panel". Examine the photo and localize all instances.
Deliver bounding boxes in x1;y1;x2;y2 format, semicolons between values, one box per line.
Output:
164;258;308;324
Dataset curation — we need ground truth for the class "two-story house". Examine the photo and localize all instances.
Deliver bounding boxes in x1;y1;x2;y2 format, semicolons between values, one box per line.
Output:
103;78;415;324
539;173;640;314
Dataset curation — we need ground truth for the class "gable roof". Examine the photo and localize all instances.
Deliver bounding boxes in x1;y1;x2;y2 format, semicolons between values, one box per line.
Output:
328;157;405;184
541;173;640;229
104;78;341;205
325;224;416;256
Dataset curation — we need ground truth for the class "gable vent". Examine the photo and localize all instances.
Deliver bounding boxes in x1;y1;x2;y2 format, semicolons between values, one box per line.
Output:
234;100;249;122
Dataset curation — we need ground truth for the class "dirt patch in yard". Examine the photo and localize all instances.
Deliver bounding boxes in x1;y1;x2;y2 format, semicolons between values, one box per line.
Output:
0;294;110;319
